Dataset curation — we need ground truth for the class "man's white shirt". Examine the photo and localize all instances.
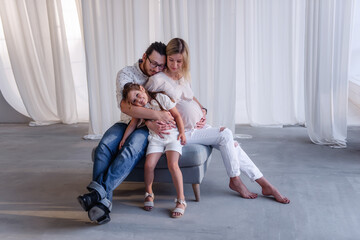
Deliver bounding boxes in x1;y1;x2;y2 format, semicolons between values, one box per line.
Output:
116;60;148;123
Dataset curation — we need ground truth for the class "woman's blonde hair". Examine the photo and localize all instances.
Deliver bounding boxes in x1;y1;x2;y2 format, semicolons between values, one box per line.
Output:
166;38;191;81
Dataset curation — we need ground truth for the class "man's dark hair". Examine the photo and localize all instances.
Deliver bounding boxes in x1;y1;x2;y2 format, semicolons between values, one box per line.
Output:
145;41;166;56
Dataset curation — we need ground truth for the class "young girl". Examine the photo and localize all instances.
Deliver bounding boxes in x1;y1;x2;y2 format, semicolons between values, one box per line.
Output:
120;82;187;218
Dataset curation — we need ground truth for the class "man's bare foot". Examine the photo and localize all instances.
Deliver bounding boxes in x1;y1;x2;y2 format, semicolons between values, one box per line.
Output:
229;177;258;199
262;185;290;204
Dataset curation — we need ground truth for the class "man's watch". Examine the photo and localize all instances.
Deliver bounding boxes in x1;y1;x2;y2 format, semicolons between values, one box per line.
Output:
201;107;207;114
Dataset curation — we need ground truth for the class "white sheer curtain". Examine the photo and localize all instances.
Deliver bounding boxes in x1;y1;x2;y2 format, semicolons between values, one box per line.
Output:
234;0;354;147
304;0;354;148
80;0;151;137
236;0;306;127
348;0;360;126
187;0;236;130
0;0;356;147
0;0;78;125
81;0;237;136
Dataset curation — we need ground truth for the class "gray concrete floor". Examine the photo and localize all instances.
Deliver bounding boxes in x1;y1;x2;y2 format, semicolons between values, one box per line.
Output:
0;123;359;240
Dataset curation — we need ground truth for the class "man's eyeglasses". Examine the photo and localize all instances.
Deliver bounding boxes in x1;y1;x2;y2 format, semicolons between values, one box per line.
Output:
147;56;165;70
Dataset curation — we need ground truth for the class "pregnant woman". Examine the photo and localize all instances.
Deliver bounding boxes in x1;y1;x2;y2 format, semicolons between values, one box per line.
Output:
145;38;290;204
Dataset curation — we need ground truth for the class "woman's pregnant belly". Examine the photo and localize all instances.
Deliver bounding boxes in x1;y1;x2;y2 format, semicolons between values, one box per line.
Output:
176;99;203;131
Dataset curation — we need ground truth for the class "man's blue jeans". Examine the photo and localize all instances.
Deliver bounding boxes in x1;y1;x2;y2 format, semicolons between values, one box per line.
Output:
87;122;149;210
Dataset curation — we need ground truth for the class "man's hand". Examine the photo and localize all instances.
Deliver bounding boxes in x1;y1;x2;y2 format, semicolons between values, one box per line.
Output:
158;111;176;124
195;108;207;129
146;120;176;138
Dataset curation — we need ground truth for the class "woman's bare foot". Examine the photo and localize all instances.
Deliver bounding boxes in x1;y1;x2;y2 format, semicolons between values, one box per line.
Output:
262;185;290;204
256;177;290;204
229;177;258;199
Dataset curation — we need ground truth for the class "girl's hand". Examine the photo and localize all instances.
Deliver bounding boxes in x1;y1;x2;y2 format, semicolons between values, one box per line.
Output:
118;140;125;150
178;133;187;145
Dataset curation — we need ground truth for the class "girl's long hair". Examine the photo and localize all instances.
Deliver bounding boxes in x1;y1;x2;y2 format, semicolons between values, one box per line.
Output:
122;82;174;111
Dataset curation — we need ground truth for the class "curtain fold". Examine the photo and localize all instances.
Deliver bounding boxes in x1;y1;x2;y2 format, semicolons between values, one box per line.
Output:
304;0;354;148
239;0;306;127
81;1;118;136
187;0;215;127
81;0;151;136
47;0;78;124
212;0;236;130
0;0;77;125
348;0;360;126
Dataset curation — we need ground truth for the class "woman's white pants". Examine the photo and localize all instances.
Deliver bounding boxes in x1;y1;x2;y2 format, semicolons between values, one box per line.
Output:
185;125;263;181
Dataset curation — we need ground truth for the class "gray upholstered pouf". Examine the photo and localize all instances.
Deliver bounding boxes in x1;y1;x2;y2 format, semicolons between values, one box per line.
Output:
92;144;212;201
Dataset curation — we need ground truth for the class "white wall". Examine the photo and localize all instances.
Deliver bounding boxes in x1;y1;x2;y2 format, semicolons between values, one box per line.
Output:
0;90;30;123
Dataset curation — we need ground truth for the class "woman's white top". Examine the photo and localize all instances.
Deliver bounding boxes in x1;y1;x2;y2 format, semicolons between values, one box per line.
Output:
145;72;203;131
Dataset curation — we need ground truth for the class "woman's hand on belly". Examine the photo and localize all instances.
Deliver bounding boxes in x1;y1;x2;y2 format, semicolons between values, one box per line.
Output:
195;109;207;129
195;117;206;129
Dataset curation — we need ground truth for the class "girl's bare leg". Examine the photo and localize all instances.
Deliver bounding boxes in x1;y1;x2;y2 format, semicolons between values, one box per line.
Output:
144;153;162;210
166;151;185;217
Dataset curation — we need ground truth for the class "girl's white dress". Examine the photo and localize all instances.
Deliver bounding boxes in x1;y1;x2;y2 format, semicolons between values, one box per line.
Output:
144;93;183;155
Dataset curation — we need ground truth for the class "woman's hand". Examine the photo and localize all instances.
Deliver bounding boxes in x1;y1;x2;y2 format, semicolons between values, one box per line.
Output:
146;120;176;138
195;108;207;129
178;132;187;145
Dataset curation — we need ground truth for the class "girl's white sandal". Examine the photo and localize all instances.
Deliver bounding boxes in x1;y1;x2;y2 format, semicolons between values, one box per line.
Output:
144;192;154;211
172;198;187;218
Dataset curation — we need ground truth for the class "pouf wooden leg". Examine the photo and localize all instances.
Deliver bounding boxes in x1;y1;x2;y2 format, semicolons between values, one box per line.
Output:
192;183;200;202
